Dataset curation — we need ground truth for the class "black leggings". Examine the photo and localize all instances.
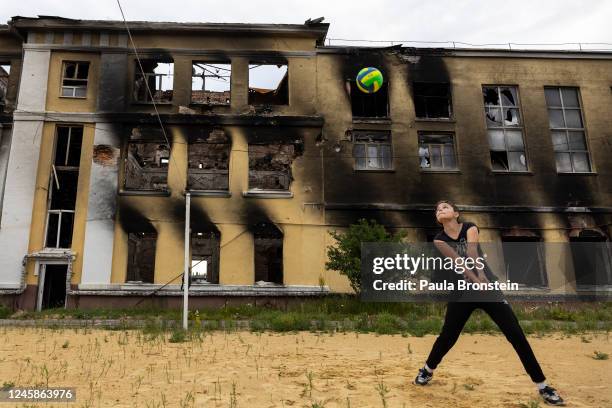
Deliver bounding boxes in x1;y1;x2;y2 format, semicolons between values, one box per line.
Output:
426;301;546;383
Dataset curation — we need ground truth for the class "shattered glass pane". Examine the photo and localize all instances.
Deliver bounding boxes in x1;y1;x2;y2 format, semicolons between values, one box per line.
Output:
490;151;509;171
568;131;587;150
571;152;590;172
548;109;565;128
505;130;524;150
503;108;521;126
564;109;583;128
76;63;89;79
500;87;517;107
487;129;506;151
418;146;430;168
561;88;579;107
551;131;568;151
485;107;502;126
482;87;499;106
64;62;76;79
555;152;572;172
508;151;527;171
545;88;561;107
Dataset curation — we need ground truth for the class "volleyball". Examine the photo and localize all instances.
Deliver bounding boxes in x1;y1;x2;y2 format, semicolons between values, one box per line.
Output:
356;67;384;93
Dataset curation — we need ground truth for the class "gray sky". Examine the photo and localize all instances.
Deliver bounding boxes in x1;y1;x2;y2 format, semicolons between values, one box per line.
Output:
2;0;611;50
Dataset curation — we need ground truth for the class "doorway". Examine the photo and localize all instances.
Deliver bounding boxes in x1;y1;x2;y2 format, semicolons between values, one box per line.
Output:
37;264;68;310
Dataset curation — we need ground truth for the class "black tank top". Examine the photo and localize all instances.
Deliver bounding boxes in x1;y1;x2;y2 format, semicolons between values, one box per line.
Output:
434;222;498;282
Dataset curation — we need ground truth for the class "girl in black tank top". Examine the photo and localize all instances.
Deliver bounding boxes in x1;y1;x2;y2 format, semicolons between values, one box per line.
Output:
413;201;566;406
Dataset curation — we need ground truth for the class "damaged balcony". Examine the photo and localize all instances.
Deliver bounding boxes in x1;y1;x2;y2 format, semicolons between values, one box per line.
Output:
122;127;170;194
187;128;230;195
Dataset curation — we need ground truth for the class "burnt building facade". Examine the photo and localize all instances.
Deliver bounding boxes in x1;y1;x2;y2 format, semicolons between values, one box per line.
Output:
0;16;610;310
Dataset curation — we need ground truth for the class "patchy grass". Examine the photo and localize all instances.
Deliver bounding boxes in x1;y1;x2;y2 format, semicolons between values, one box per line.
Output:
4;297;611;336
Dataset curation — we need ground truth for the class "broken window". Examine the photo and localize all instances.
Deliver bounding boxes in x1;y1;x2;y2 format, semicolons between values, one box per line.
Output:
0;63;9;109
418;132;457;170
191;62;231;105
483;86;527;172
248;142;300;190
191;230;220;284
187;129;230;191
133;59;173;103
45;126;83;248
413;82;451;119
124;128;170;191
502;237;547;287
545;87;592;173
61;61;89;98
248;63;288;105
253;223;283;284
40;264;68;310
570;232;612;288
352;131;392;170
126;232;156;283
349;79;389;118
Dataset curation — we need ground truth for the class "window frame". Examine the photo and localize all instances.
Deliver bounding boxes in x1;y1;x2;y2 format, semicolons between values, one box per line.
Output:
60;61;90;99
44;125;83;249
418;131;458;172
132;59;174;104
121;136;171;194
501;237;549;289
481;84;530;173
544;86;594;174
191;61;232;106
247;61;289;106
413;81;453;120
352;131;393;171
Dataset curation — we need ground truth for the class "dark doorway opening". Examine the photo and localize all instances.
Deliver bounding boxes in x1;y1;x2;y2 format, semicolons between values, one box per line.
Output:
253;223;283;284
570;232;612;287
41;264;68;310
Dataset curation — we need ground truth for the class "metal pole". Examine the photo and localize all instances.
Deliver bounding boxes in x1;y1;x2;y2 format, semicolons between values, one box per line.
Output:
183;192;191;330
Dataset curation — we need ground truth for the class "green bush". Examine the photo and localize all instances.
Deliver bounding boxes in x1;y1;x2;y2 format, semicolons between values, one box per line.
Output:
326;219;405;294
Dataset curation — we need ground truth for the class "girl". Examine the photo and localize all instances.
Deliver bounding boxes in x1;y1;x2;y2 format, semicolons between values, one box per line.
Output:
413;200;565;406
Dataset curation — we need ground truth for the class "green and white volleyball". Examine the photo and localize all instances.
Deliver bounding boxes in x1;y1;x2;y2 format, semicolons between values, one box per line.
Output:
356;67;384;93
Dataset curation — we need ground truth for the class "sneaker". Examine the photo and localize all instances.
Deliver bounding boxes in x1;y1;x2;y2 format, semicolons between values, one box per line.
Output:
413;367;433;386
539;386;565;406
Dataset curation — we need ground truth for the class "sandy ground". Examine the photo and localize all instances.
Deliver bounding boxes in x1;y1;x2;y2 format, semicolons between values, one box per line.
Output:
0;328;609;408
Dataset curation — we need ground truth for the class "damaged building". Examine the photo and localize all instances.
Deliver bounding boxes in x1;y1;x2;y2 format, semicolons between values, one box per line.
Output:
0;16;610;310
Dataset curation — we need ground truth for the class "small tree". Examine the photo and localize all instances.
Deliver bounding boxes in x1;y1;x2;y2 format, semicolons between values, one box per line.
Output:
325;219;405;294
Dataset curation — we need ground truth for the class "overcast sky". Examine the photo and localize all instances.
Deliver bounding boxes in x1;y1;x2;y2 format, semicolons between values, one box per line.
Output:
2;0;611;50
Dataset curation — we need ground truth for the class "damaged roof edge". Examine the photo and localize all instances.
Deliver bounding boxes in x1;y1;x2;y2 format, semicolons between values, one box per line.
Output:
317;45;612;59
8;16;329;42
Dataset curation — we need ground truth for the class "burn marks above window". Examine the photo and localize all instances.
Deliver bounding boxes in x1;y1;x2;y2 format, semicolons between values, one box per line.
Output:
133;59;173;103
482;86;528;172
191;62;231;105
248;63;288;105
349;79;389;118
248;141;301;191
61;61;89;98
413;82;451;119
187;128;230;191
124;128;170;192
